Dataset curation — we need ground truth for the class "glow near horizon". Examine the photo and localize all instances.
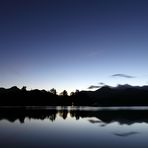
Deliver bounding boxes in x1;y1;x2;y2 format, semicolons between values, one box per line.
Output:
0;0;148;93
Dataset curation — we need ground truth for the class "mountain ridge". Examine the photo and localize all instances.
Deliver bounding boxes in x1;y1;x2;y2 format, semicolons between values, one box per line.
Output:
0;84;148;106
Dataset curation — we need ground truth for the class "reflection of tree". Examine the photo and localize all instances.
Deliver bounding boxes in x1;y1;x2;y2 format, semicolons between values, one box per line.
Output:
69;110;80;120
59;110;68;120
0;109;57;123
1;108;148;125
49;113;56;121
70;110;75;118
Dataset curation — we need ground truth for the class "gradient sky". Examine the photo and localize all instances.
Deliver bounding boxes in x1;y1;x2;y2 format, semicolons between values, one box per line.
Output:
0;0;148;93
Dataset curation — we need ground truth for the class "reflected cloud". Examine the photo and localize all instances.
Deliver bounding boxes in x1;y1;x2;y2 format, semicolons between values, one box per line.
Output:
114;131;139;137
100;123;107;127
88;119;101;124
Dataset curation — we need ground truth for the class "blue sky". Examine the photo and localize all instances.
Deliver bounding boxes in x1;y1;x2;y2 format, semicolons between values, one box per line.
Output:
0;0;148;93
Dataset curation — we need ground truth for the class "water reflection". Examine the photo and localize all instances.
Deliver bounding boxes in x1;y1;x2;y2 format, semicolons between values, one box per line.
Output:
1;107;148;124
0;107;148;148
114;132;139;137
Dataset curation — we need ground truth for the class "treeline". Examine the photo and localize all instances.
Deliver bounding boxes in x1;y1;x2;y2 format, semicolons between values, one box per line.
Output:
0;86;72;106
1;85;148;106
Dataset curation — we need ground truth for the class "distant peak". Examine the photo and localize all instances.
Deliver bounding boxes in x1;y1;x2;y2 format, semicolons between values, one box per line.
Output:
115;84;133;89
10;86;19;90
98;85;112;91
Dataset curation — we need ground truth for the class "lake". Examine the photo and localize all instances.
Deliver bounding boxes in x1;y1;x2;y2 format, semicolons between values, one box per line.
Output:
0;106;148;148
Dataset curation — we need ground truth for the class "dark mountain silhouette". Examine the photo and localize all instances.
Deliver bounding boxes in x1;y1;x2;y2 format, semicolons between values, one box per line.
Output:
1;85;148;106
72;85;148;106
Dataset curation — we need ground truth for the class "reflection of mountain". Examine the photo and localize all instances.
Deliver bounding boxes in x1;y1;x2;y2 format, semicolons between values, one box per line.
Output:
81;109;148;125
1;85;148;106
1;108;148;125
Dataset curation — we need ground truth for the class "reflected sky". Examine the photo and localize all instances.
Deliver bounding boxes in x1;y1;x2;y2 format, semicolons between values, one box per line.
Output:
0;108;148;147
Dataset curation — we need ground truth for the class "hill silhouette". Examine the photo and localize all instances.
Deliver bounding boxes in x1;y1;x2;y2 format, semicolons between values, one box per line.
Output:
0;85;148;106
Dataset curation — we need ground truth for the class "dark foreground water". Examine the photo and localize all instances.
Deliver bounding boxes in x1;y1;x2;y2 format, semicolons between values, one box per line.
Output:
0;106;148;148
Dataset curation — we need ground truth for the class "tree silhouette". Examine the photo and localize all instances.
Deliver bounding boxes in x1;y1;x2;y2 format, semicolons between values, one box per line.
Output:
21;86;27;91
75;89;79;94
50;88;57;95
70;90;79;96
60;90;68;96
70;92;75;96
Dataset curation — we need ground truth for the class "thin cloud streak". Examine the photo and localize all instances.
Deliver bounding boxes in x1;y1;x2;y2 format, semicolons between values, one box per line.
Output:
111;74;135;78
88;85;100;89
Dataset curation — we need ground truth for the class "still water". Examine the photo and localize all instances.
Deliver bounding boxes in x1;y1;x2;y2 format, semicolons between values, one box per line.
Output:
0;106;148;148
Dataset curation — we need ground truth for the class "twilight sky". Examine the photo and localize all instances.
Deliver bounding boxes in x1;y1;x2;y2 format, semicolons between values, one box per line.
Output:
0;0;148;93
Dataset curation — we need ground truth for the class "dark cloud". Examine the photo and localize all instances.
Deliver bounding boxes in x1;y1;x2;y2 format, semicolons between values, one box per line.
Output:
111;74;135;78
88;85;100;89
99;82;105;85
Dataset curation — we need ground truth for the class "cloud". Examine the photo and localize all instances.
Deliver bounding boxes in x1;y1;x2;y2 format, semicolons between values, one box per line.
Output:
111;74;135;78
99;82;105;85
88;85;100;89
